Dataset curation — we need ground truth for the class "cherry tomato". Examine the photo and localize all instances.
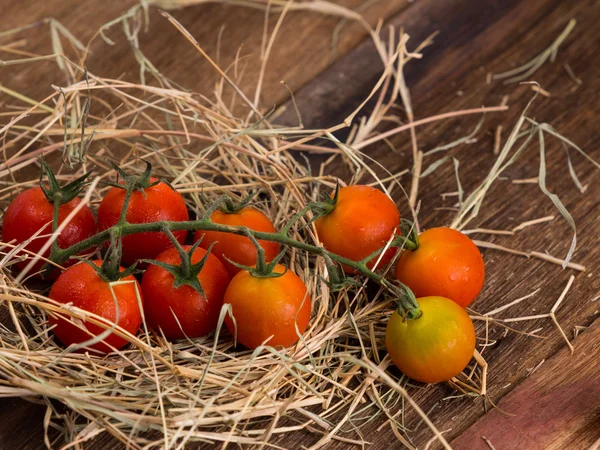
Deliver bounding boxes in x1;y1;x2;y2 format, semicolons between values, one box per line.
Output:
141;245;230;340
394;227;485;308
315;185;400;273
2;187;96;275
223;264;311;349
97;178;189;266
48;260;143;353
195;207;280;277
386;296;476;383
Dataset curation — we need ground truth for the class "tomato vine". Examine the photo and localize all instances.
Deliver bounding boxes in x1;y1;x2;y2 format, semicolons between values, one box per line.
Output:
46;161;423;319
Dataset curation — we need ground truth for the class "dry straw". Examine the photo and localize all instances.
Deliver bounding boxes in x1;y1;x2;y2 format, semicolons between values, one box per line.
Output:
0;2;594;449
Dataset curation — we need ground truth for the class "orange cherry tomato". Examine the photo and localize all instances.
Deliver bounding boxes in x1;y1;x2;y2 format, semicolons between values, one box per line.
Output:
141;245;230;340
394;227;485;308
386;296;476;383
195;207;280;277
315;185;400;273
97;178;189;266
48;260;143;353
1;187;96;275
223;264;311;349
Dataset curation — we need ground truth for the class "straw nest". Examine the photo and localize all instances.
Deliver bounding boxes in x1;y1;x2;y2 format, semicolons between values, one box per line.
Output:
0;2;592;449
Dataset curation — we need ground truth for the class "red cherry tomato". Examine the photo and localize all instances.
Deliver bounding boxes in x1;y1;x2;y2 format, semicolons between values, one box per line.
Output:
194;207;280;277
48;260;143;353
394;227;485;308
1;187;96;275
223;264;311;349
141;245;230;340
386;296;476;383
97;178;189;266
315;185;400;273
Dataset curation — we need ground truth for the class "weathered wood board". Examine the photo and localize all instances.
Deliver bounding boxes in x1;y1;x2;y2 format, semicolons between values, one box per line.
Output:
1;0;599;448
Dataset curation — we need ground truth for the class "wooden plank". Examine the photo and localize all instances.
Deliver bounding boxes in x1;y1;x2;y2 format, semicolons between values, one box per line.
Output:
276;0;600;448
0;3;407;449
2;0;600;448
450;317;600;450
0;0;407;107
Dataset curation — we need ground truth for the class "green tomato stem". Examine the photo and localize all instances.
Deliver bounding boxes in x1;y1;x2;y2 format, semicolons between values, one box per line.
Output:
117;187;134;226
50;195;61;256
51;217;421;318
47;162;421;318
398;218;420;251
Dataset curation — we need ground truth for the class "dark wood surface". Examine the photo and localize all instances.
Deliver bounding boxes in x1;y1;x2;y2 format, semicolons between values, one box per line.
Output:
275;0;600;448
1;0;600;448
0;0;406;107
451;318;600;450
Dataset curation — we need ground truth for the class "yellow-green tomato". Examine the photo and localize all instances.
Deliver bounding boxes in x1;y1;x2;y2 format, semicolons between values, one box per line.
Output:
386;296;476;383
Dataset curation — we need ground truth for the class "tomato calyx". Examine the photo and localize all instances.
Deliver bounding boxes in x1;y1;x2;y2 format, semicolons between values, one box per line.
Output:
309;182;340;219
106;159;171;194
39;158;93;206
225;228;288;278
229;252;288;278
390;218;419;251
141;229;211;297
77;236;139;282
277;183;340;236
398;286;423;320
217;192;259;214
382;279;422;320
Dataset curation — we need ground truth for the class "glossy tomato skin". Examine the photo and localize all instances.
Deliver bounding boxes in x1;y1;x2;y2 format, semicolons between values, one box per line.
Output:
1;187;96;274
315;185;400;273
394;227;485;308
223;264;311;349
48;260;142;353
141;245;230;340
386;296;475;383
195;207;280;277
97;178;189;266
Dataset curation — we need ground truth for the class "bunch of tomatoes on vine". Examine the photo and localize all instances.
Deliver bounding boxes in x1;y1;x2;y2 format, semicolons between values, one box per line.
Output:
2;159;485;384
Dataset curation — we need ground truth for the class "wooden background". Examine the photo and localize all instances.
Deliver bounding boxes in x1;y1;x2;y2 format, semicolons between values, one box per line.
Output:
1;0;599;448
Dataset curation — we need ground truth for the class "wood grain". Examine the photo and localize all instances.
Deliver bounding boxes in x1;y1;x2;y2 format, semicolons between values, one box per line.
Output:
275;0;600;448
0;0;406;108
1;0;600;448
0;1;407;449
451;318;600;450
